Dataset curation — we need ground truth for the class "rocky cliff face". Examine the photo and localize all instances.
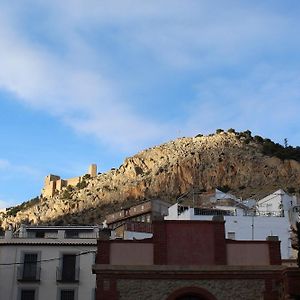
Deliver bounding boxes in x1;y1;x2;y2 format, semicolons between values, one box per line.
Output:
2;131;300;228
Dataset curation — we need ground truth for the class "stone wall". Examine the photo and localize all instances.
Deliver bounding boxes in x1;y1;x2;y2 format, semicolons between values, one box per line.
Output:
41;164;97;198
117;279;265;300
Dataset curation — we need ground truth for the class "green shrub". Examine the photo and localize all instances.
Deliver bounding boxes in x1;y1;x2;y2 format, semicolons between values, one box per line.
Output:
76;180;87;189
227;128;236;134
62;190;72;199
254;135;264;143
5;196;40;217
287;187;296;194
66;185;74;192
262;140;300;162
216;129;224;134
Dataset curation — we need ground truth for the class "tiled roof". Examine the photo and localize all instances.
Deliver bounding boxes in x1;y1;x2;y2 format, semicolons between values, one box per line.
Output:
0;238;97;246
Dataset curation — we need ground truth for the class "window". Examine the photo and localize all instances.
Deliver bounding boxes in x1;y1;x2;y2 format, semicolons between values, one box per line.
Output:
61;289;75;300
20;289;35;300
227;231;236;240
58;288;77;300
57;254;79;282
35;231;45;238
146;214;151;223
65;230;79;238
18;252;40;281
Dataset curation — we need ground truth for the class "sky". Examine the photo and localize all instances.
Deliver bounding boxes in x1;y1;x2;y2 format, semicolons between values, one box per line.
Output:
1;1;300;208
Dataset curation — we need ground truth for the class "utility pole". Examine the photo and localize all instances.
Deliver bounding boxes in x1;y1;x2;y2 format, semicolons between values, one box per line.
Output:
297;222;300;267
251;206;256;240
251;212;254;240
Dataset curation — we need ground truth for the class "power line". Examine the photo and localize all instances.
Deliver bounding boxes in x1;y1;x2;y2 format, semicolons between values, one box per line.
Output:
0;250;96;267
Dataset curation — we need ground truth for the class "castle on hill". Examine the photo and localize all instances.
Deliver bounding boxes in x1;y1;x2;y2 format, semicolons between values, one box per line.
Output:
41;164;97;198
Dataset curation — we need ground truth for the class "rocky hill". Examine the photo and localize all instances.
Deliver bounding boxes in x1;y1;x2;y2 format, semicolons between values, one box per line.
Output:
2;129;300;228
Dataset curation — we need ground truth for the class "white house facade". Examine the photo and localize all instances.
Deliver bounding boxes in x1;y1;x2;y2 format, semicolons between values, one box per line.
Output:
165;189;299;259
0;225;100;300
257;189;297;216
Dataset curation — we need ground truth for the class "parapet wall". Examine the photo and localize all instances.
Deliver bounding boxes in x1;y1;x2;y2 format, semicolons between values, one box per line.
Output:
41;164;97;198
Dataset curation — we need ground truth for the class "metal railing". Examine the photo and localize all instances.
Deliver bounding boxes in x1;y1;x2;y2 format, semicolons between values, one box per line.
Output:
11;231;98;239
243;210;284;217
56;266;80;282
194;208;236;216
64;232;98;239
17;265;41;281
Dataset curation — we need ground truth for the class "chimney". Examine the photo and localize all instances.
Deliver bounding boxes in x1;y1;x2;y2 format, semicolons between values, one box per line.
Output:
5;224;13;239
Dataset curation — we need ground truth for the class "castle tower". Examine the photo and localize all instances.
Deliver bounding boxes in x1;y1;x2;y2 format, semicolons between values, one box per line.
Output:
88;164;97;177
42;174;60;198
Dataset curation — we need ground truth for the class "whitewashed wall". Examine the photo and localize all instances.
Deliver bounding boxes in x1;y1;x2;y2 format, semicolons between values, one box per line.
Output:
165;203;292;259
0;243;96;300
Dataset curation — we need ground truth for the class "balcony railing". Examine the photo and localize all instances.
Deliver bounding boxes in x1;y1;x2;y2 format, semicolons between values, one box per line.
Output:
194;208;236;216
56;267;79;283
242;210;284;217
17;265;41;282
256;211;284;217
64;232;98;239
11;231;98;239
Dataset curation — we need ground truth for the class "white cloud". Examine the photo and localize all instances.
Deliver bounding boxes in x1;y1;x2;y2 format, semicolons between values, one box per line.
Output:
0;5;171;150
0;1;299;151
43;0;297;68
0;158;42;178
185;64;300;145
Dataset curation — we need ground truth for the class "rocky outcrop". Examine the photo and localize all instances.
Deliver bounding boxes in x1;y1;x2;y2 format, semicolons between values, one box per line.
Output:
2;131;300;228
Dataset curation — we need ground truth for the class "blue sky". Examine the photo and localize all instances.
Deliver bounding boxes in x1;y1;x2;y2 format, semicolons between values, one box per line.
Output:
1;1;300;208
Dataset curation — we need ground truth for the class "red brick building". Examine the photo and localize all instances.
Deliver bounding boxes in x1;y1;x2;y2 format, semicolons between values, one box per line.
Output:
93;220;300;299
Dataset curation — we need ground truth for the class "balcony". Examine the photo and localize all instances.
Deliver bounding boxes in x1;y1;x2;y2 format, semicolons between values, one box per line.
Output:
17;265;41;282
56;266;79;283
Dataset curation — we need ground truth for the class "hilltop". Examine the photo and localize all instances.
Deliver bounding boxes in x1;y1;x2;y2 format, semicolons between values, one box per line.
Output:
2;129;300;228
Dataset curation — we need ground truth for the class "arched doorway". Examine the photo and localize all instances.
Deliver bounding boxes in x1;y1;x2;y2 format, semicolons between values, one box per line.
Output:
167;287;217;300
176;294;205;300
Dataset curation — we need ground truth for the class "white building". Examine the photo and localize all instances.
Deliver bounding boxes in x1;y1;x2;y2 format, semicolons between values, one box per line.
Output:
0;225;101;300
257;189;297;216
165;189;299;259
212;189;238;202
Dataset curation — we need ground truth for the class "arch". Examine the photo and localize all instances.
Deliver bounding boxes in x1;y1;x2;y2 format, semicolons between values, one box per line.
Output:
166;286;217;300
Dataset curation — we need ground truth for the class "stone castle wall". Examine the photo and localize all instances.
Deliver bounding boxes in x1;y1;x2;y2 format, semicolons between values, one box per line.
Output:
41;164;97;198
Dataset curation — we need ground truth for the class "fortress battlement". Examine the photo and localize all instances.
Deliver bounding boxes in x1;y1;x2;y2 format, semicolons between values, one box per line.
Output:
41;164;97;198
